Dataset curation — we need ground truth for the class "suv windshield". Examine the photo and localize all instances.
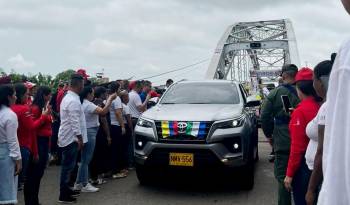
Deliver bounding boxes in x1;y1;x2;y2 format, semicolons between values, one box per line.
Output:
160;82;240;104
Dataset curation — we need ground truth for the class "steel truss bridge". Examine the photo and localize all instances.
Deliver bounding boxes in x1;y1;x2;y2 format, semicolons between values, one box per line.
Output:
206;19;300;91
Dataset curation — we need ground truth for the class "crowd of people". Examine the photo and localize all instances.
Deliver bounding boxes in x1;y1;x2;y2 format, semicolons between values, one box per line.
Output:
260;1;350;205
0;69;172;204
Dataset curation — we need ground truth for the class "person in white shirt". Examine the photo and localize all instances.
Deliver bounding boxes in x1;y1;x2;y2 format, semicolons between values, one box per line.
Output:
128;81;150;126
317;1;350;203
120;90;134;172
58;74;85;203
0;84;21;205
74;86;116;193
304;56;334;205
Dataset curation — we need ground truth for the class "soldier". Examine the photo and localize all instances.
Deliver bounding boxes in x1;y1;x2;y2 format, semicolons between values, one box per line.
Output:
261;64;300;205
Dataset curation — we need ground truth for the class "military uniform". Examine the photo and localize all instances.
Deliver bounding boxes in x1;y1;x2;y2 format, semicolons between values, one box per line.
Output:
261;84;300;205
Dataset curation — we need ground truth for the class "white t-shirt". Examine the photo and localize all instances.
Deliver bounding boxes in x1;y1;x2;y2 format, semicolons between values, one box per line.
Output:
128;90;142;118
122;103;130;125
305;102;327;170
109;97;123;126
0;106;21;160
83;99;99;129
318;40;350;205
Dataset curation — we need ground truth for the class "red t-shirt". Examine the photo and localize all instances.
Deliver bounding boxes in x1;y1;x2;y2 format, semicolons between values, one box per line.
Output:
56;88;66;112
31;105;53;137
286;97;320;177
11;104;50;158
149;90;160;98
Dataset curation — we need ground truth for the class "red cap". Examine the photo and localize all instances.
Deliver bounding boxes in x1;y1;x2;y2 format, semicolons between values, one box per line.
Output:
295;67;313;82
24;81;36;89
149;90;160;98
129;81;136;90
76;69;90;80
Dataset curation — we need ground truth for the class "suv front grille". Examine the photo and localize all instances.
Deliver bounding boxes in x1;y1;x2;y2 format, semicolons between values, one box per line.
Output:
155;121;213;143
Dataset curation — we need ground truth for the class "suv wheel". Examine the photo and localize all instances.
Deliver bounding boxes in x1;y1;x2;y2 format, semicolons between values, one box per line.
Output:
136;164;153;185
240;161;255;190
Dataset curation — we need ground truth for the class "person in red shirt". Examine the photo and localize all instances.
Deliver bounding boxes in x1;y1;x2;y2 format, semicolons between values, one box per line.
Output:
24;86;52;205
11;83;50;192
284;68;322;205
56;82;68;113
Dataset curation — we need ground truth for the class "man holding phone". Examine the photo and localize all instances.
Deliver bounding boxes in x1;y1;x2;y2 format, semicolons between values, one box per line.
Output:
261;64;300;205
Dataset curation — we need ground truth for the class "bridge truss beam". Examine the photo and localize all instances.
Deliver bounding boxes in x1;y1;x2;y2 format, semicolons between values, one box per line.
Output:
206;19;300;86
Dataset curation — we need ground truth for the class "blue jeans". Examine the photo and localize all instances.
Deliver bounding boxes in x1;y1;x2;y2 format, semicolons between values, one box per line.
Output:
60;142;79;197
0;143;18;204
292;159;312;205
76;127;98;185
19;147;31;186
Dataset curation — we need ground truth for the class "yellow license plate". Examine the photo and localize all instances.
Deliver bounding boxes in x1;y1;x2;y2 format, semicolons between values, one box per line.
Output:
169;153;194;167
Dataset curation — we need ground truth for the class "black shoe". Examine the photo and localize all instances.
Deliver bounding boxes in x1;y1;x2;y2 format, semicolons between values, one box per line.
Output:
69;190;81;198
58;195;77;204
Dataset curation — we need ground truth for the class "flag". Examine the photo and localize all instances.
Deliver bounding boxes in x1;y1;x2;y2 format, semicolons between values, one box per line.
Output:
160;121;207;139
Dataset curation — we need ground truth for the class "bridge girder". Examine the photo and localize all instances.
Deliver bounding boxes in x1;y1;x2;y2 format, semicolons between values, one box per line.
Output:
206;19;300;84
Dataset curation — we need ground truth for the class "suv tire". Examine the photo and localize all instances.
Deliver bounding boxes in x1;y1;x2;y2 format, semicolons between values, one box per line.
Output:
136;164;153;185
240;161;255;190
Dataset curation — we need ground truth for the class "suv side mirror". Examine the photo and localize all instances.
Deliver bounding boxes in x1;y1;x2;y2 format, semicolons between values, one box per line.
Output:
245;100;261;108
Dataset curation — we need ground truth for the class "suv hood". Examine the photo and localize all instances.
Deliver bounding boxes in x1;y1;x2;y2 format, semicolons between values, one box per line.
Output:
142;104;244;122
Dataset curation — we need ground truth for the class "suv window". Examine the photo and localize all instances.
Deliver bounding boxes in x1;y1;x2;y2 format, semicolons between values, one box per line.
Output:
160;82;240;104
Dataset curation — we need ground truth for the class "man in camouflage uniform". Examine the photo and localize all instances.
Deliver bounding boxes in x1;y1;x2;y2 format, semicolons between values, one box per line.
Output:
261;64;300;205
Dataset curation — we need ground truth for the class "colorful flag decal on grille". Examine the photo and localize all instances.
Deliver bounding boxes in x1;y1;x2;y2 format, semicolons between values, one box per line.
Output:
160;121;207;139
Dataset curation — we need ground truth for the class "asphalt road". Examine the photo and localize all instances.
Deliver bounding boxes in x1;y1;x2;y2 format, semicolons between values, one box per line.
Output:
18;131;278;205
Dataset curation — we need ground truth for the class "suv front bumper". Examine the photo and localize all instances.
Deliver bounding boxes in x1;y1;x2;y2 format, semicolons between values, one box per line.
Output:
135;142;246;168
134;123;255;168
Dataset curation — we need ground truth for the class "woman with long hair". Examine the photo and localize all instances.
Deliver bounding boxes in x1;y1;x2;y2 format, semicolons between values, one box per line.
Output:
73;86;116;192
0;84;21;205
10;83;50;204
305;54;335;205
284;68;321;205
23;86;52;205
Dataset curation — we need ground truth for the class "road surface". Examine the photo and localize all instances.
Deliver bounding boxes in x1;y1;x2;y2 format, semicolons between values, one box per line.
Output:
18;131;278;205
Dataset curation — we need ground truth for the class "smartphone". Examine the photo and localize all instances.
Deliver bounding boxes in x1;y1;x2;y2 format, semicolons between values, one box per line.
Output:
281;95;292;113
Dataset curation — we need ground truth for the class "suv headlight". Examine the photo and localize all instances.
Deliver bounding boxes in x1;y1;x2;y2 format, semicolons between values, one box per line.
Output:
215;115;245;129
137;118;154;128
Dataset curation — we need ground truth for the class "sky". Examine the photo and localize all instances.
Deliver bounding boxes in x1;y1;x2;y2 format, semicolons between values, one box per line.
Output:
0;0;349;85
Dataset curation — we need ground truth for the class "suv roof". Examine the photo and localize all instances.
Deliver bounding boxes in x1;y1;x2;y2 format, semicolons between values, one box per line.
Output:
175;80;240;85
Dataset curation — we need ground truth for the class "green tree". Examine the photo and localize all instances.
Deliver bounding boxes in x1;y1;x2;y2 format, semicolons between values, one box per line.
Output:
9;73;26;83
52;69;76;88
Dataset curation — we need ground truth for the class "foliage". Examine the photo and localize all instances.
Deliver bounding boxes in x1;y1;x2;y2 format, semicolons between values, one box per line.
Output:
1;69;107;90
52;69;76;88
1;69;77;90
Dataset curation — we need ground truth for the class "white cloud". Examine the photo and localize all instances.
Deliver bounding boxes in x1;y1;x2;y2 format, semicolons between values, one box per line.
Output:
85;38;131;58
7;54;35;70
0;0;349;82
